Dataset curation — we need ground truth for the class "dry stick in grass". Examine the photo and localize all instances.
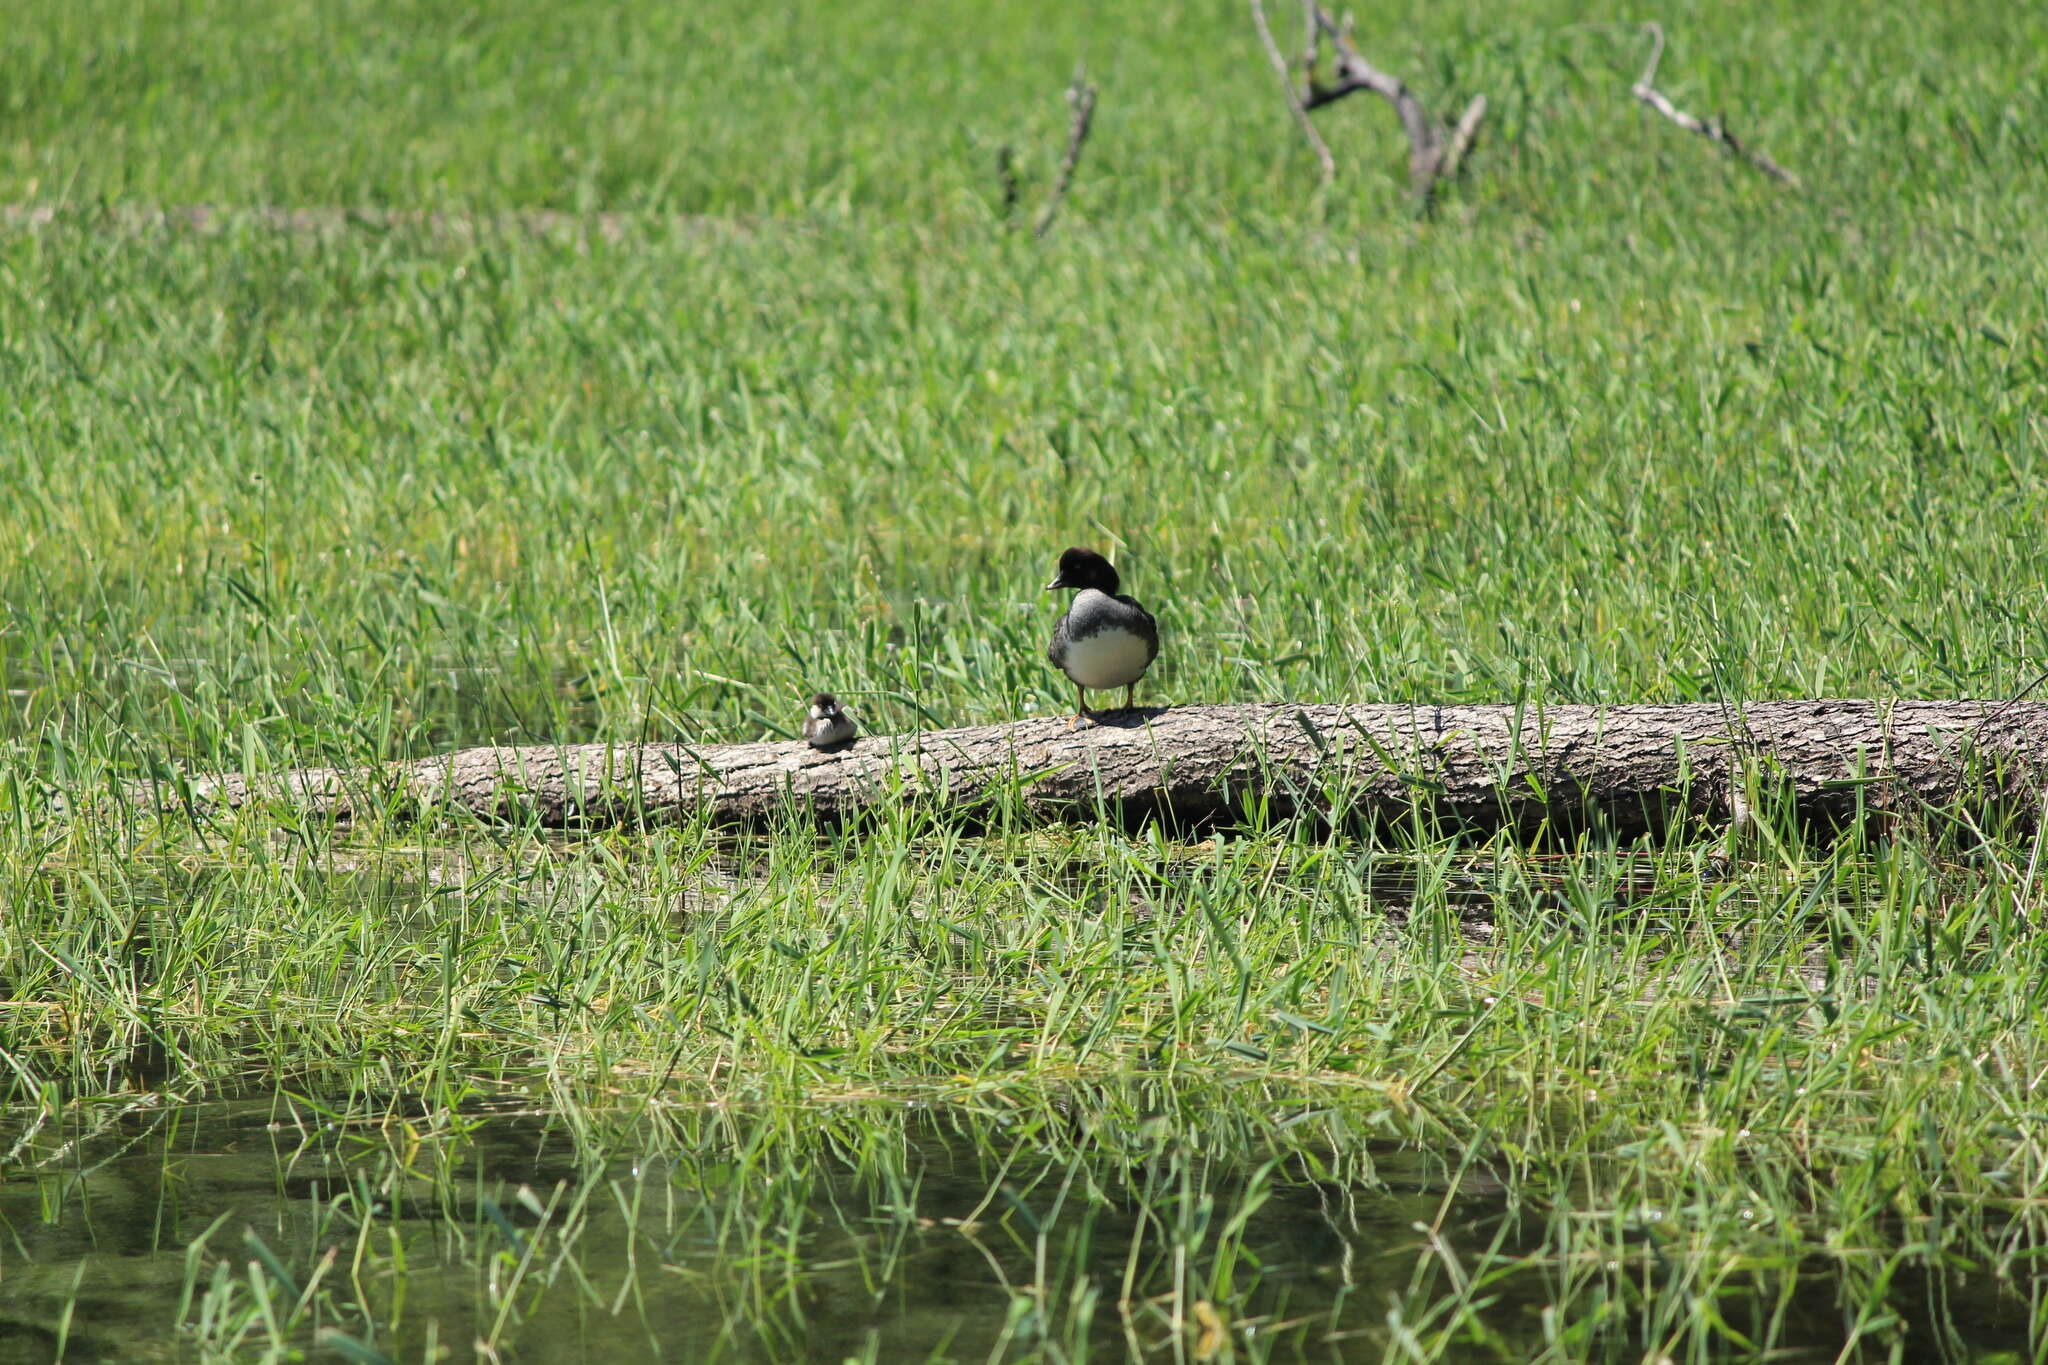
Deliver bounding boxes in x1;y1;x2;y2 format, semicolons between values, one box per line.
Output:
1250;0;1335;182
1034;71;1098;238
1440;93;1489;182
1296;4;1488;204
1304;5;1437;193
1631;22;1800;188
996;145;1021;224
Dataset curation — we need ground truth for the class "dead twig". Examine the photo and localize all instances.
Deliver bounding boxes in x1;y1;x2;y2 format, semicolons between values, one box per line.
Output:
1250;0;1334;182
996;145;1020;224
1441;94;1489;182
1034;70;1098;238
1305;5;1441;195
1630;23;1799;188
1290;4;1487;205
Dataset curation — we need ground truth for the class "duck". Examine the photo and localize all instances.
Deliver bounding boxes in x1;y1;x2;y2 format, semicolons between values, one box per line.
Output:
1044;546;1160;727
802;693;857;749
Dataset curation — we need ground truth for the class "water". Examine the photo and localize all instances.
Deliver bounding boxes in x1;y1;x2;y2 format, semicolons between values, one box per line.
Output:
0;1089;2036;1363
0;1090;1455;1362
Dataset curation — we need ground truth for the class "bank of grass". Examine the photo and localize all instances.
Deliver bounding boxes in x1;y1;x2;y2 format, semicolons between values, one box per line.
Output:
4;0;2048;1358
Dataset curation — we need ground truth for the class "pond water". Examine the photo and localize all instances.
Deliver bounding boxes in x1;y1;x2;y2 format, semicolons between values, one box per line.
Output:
2;1087;2039;1363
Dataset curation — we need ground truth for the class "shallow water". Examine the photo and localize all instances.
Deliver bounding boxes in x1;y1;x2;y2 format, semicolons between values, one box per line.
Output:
0;1091;1451;1362
0;1088;2038;1363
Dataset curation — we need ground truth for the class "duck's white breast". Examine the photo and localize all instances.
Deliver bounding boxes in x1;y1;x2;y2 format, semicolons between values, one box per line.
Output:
1061;593;1155;690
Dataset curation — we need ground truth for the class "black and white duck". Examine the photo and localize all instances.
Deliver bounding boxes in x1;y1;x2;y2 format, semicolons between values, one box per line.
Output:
1044;547;1159;727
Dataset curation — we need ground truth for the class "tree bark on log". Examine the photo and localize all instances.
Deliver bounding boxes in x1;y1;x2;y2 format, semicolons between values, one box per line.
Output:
132;701;2048;836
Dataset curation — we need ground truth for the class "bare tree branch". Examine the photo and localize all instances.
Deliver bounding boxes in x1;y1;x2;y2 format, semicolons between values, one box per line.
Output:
1248;12;1798;205
1638;17;1667;87
1280;5;1485;205
1250;0;1335;181
1630;23;1800;188
1034;70;1099;238
1305;6;1443;196
1441;95;1489;182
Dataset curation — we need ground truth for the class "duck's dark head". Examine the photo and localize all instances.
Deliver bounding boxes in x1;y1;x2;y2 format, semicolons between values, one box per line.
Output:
808;693;843;718
1045;547;1120;595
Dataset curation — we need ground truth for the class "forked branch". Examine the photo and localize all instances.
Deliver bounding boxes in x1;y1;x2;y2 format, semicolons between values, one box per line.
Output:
1263;3;1486;204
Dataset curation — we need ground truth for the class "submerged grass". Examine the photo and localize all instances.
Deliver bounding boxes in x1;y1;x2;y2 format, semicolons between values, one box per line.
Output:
9;800;2048;1359
3;0;2048;1359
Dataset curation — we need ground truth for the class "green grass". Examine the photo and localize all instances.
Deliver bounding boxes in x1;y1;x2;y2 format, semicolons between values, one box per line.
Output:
4;0;2048;1359
11;813;2048;1360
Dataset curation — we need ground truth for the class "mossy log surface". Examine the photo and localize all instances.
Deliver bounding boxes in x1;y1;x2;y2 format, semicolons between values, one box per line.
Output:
131;700;2048;834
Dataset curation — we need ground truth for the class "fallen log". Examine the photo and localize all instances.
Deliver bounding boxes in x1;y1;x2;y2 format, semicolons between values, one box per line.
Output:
128;700;2048;836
